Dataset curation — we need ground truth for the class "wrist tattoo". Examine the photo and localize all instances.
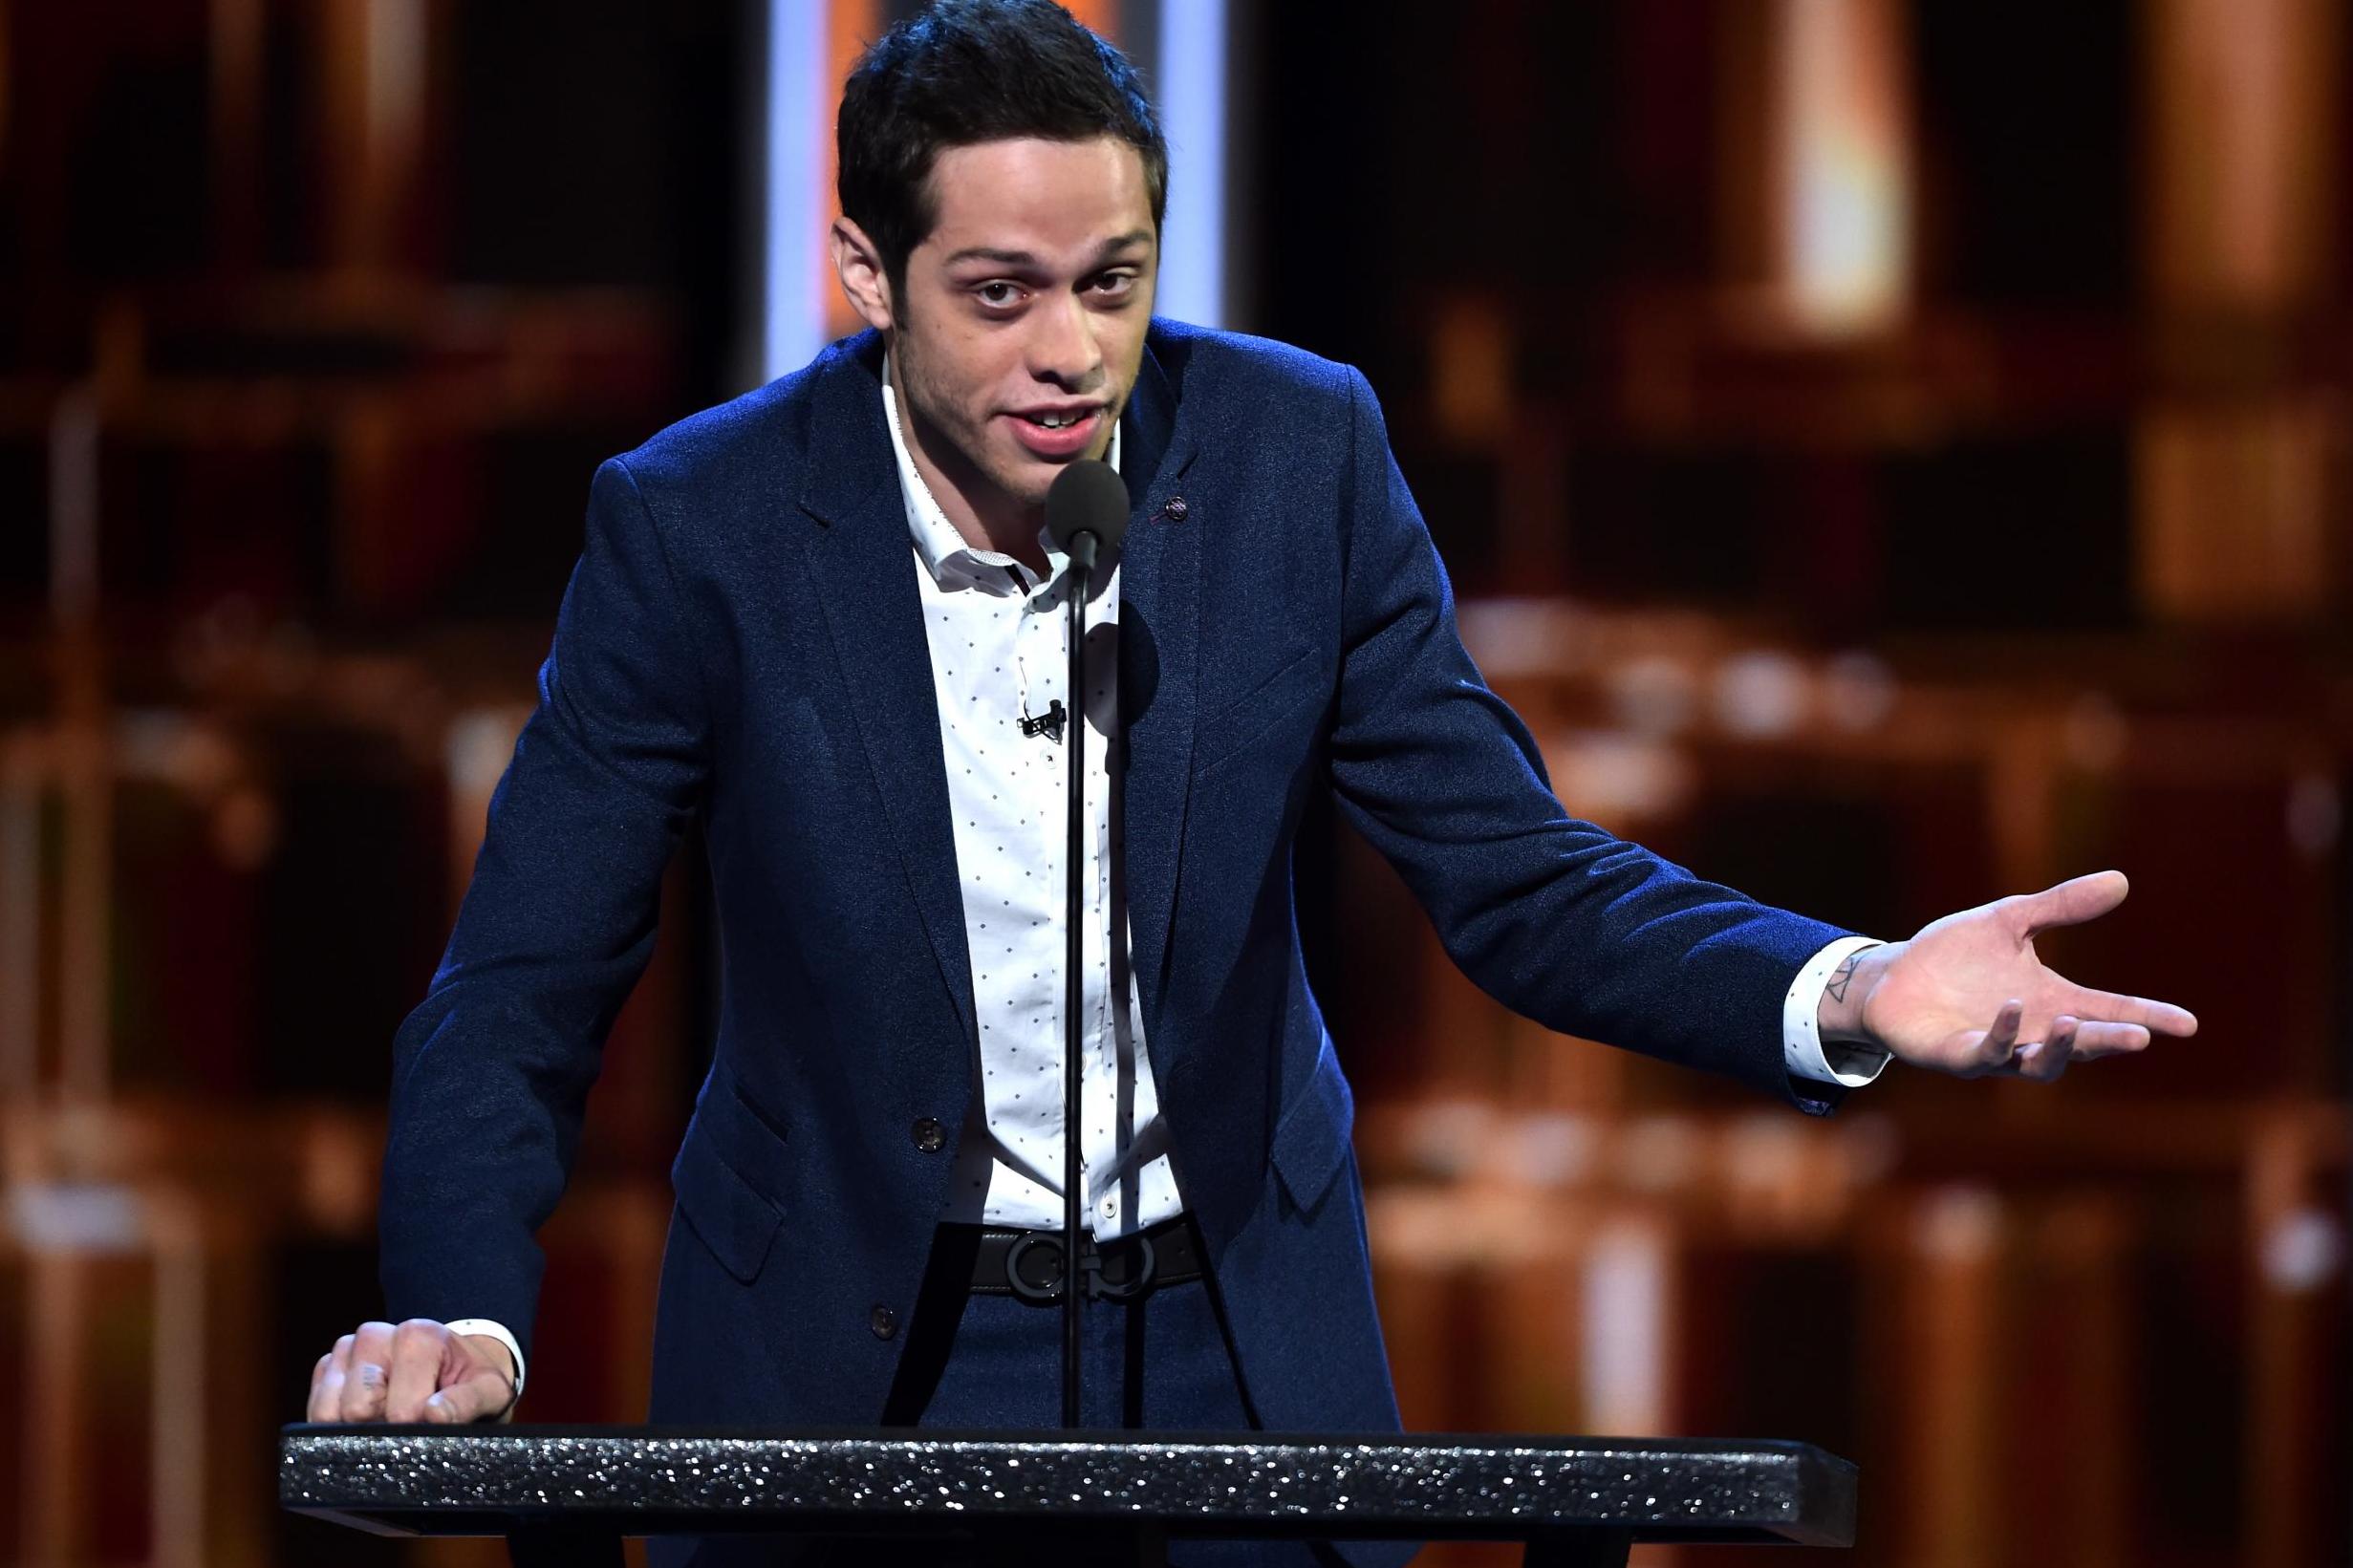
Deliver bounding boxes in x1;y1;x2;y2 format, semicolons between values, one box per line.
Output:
1825;952;1862;1004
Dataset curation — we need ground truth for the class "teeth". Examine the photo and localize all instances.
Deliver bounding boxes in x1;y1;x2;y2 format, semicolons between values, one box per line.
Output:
1037;413;1078;429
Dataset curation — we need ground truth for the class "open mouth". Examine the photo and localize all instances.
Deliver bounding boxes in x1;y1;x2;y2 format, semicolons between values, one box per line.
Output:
1006;406;1104;458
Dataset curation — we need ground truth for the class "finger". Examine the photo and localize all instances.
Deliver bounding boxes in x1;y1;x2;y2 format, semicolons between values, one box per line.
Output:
1969;999;2025;1076
313;1335;356;1423
338;1321;396;1422
2017;1015;2078;1083
339;1354;389;1423
2017;870;2129;936
307;1351;335;1423
454;1331;517;1398
422;1366;515;1425
384;1320;447;1423
2059;983;2197;1037
2065;1020;2150;1058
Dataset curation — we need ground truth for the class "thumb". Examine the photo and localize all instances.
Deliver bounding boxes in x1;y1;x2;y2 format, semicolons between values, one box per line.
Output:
2018;870;2128;936
422;1364;516;1425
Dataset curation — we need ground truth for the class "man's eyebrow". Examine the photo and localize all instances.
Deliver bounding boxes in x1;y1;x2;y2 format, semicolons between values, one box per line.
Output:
940;230;1155;268
940;246;1035;267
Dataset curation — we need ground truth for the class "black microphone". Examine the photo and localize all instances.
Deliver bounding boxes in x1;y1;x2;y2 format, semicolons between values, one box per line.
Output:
1045;459;1130;577
1018;698;1066;741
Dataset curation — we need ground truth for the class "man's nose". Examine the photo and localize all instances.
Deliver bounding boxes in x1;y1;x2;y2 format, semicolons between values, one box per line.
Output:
1027;293;1102;388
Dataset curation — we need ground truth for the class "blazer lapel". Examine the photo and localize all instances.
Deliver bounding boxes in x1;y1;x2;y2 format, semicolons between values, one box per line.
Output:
795;331;979;1059
1114;331;1201;1055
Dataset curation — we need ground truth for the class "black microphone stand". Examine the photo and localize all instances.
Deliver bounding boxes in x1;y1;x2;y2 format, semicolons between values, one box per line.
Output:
1044;458;1130;1429
1058;526;1095;1428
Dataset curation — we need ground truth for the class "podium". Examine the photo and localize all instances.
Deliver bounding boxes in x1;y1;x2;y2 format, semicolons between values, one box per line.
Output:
280;1426;1856;1566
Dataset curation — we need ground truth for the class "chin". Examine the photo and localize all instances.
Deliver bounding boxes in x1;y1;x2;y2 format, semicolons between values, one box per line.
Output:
990;461;1059;508
1001;447;1090;492
984;420;1120;505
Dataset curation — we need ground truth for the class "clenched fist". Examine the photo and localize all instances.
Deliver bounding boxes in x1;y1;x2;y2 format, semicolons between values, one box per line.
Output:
308;1319;520;1424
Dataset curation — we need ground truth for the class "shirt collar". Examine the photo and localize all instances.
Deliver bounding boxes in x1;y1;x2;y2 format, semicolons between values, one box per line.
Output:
882;350;1120;591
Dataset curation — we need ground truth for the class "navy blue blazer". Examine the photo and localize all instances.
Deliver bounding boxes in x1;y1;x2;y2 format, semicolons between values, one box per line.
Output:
378;320;1853;1445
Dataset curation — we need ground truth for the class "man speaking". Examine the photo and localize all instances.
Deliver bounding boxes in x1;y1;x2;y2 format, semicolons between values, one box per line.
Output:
306;4;2196;1564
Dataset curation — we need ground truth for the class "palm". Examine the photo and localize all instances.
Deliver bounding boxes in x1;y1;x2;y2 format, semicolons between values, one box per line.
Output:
1862;871;2197;1080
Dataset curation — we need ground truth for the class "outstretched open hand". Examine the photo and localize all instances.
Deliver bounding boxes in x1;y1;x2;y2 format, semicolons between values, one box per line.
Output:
1831;870;2198;1082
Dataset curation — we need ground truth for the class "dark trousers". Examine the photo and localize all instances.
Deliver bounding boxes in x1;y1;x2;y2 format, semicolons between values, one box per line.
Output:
648;1224;1359;1568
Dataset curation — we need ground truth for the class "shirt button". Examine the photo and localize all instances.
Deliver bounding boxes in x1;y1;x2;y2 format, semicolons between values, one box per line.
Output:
912;1116;945;1153
870;1304;899;1341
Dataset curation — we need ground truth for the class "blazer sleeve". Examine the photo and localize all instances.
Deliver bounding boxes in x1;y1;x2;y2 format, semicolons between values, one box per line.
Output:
1322;366;1854;1115
378;456;710;1366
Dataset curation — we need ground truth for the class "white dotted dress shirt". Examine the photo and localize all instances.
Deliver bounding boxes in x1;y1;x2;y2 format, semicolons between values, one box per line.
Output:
445;364;1891;1411
882;355;1186;1244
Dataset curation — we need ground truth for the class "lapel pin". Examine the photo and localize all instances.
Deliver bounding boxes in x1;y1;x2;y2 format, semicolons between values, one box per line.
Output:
1159;494;1188;523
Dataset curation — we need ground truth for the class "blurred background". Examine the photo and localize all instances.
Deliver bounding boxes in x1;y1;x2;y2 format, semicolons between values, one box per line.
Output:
1;1;2347;1564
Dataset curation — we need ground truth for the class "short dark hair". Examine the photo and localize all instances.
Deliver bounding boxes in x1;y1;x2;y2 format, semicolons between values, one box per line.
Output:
836;0;1169;306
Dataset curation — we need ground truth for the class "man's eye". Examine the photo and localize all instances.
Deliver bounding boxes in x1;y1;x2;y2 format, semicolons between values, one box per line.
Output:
1091;273;1134;296
975;283;1022;308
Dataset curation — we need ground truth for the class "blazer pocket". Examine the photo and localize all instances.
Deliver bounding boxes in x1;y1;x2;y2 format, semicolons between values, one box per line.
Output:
669;1071;788;1284
1269;1033;1356;1217
1194;646;1326;778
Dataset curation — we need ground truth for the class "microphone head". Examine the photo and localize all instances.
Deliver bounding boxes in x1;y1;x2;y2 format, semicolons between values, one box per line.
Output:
1045;459;1130;558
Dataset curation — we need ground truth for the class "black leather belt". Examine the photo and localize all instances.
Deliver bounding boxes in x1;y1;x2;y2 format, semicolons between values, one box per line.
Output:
949;1212;1205;1303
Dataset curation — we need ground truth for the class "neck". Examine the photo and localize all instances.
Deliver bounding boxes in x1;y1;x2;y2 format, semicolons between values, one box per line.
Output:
889;372;1049;575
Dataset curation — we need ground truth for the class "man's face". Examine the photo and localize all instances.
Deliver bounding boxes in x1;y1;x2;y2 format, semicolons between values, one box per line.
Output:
886;136;1156;518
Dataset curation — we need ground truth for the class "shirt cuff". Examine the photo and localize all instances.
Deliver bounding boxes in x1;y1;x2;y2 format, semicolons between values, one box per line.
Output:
1784;935;1893;1087
444;1318;525;1419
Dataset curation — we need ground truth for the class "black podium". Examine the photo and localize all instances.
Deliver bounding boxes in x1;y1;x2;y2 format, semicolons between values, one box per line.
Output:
280;1426;1855;1566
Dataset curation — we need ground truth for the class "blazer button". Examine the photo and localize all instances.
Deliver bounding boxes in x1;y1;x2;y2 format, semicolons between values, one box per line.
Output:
1160;494;1188;523
912;1117;945;1153
870;1304;898;1341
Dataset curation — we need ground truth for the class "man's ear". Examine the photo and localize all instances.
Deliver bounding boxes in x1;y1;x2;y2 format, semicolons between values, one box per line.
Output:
831;217;896;332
